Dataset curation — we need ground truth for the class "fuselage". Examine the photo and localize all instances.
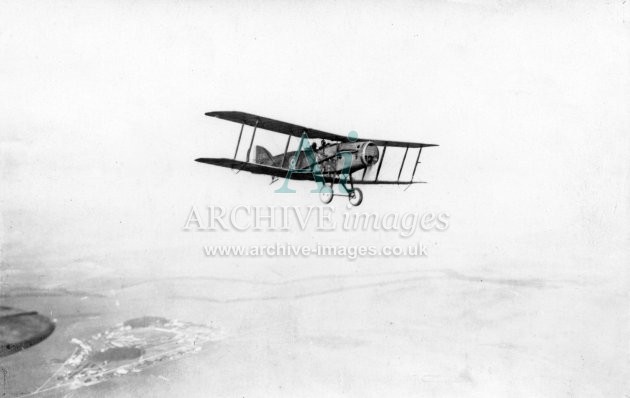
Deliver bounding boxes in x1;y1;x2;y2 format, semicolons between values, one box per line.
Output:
255;141;380;175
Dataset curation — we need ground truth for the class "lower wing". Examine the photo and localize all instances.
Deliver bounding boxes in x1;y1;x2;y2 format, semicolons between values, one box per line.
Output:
195;158;425;185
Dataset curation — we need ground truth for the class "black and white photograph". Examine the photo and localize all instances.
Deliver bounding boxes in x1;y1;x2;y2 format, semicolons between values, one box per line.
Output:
1;1;629;397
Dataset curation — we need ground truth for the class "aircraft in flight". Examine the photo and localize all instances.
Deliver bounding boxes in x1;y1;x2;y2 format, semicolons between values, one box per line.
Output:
196;111;438;206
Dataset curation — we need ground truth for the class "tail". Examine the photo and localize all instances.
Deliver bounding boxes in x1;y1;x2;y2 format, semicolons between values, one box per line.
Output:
255;146;276;166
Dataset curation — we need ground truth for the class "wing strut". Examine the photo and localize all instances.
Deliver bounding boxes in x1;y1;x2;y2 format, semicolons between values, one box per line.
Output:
281;134;292;168
410;147;423;183
234;123;244;159
375;145;388;181
245;119;259;162
397;145;409;183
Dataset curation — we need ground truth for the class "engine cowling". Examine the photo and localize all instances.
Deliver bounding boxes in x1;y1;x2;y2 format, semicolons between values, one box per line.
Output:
360;142;379;166
334;141;380;172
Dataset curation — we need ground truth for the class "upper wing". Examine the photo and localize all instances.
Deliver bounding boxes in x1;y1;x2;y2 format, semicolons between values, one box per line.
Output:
206;111;346;142
206;111;438;148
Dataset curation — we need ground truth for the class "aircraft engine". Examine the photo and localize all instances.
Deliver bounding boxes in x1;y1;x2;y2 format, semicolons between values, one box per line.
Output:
335;141;380;172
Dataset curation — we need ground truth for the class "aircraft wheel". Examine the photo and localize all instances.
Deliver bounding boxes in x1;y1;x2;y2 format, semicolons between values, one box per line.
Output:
348;188;363;206
319;185;334;204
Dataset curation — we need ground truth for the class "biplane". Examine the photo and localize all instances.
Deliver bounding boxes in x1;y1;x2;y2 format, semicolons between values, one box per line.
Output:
195;111;438;206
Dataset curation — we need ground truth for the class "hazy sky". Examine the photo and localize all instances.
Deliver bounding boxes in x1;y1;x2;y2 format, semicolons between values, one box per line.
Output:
1;1;629;283
1;3;630;397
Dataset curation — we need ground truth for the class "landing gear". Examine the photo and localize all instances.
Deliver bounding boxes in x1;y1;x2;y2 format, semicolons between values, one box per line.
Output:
319;185;334;204
348;188;363;207
318;178;364;206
